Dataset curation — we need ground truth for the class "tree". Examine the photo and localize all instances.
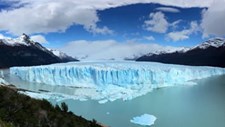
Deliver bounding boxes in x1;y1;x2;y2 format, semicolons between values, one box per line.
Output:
61;102;68;112
55;104;61;111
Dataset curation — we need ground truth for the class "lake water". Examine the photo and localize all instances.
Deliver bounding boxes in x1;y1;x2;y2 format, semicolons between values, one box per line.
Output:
2;69;225;127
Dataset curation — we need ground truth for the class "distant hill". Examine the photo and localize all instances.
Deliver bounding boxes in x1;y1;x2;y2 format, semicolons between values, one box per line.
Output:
136;38;225;67
0;34;78;68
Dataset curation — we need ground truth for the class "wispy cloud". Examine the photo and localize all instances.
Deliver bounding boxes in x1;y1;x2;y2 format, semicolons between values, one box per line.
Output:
167;21;200;41
144;36;155;41
30;35;48;44
59;39;180;60
155;7;180;13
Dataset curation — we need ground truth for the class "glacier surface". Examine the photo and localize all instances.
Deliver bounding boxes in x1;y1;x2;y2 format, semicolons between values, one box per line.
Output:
10;61;225;103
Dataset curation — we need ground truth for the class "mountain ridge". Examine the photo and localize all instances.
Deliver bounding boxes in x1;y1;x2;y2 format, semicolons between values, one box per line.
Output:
0;34;78;68
136;38;225;67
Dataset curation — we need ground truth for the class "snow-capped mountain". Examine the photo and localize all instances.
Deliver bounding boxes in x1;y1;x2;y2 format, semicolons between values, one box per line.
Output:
137;38;225;67
48;49;77;62
144;47;188;57
191;38;225;50
1;34;30;46
0;34;77;68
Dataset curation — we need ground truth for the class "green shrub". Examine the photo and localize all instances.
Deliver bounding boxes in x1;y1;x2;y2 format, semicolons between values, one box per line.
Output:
0;86;102;127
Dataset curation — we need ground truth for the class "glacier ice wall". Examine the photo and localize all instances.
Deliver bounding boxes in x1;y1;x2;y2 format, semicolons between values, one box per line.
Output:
10;61;225;89
0;70;9;85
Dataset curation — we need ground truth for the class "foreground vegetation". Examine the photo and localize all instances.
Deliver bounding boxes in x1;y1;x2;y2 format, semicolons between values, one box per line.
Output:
0;85;102;127
0;119;13;127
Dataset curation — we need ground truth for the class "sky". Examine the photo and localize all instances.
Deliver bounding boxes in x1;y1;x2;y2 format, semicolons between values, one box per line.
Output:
0;0;225;60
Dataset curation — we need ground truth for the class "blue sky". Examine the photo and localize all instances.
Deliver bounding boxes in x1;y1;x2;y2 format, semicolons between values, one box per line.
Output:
0;0;224;60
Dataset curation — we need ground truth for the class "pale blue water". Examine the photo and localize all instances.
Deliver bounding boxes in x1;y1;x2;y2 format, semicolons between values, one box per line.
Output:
53;75;225;127
2;69;225;127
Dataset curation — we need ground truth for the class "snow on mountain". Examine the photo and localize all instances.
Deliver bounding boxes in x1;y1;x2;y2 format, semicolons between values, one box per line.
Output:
0;34;48;51
144;38;225;57
47;49;77;62
0;34;78;68
174;38;225;53
0;34;31;46
144;47;188;57
51;50;64;58
0;34;77;62
192;38;225;50
136;38;225;67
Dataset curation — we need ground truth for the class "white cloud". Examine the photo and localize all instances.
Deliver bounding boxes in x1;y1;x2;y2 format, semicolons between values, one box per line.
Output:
0;34;11;39
143;10;182;34
167;21;199;41
170;20;182;30
87;26;113;35
143;11;182;34
167;31;189;41
201;0;225;37
144;12;169;33
144;36;155;41
3;0;215;9
156;7;180;13
0;0;215;35
30;35;48;44
59;39;180;60
0;34;7;39
0;0;113;35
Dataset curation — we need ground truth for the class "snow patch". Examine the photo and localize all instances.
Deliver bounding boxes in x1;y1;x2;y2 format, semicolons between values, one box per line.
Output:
47;48;68;59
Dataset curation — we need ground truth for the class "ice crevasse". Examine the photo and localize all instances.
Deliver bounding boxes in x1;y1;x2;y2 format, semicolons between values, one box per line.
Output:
10;61;225;89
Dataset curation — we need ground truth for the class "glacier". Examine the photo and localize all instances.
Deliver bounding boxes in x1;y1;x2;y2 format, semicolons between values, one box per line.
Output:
10;61;225;103
0;70;9;85
0;77;7;85
10;61;225;88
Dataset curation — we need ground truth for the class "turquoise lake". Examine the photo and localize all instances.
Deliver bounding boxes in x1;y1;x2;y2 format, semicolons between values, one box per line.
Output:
3;70;225;127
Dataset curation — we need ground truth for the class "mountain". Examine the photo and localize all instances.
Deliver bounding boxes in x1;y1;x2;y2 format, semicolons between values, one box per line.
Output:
136;38;225;67
48;49;77;62
0;34;78;68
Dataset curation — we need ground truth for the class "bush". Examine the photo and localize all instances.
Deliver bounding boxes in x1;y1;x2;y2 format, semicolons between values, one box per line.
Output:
0;86;102;127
